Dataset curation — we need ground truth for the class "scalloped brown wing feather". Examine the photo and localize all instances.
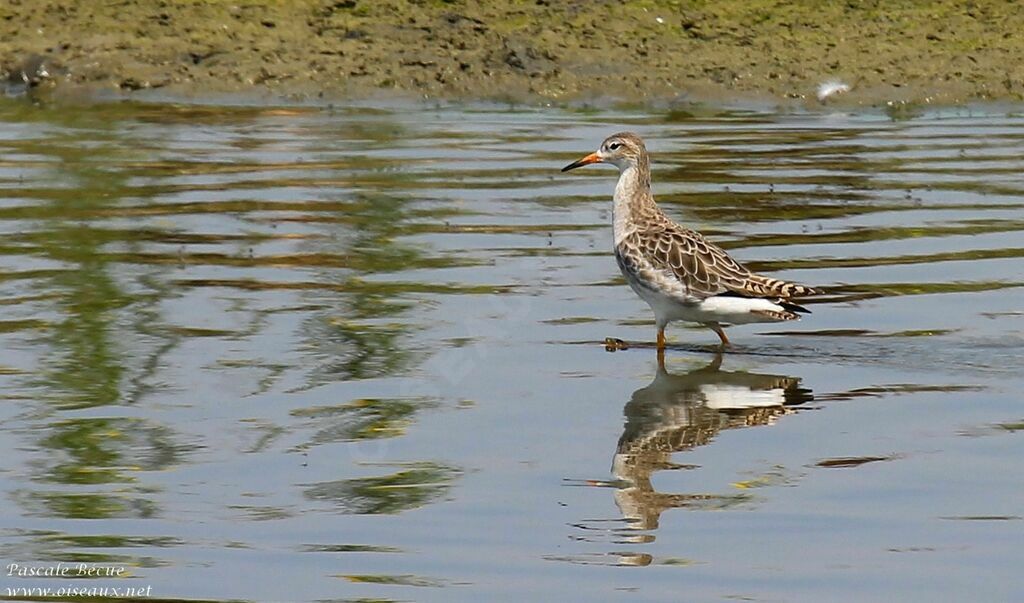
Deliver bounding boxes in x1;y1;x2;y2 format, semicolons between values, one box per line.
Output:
626;224;818;300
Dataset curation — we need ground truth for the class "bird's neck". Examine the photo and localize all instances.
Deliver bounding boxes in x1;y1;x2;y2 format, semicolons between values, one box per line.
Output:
613;160;658;245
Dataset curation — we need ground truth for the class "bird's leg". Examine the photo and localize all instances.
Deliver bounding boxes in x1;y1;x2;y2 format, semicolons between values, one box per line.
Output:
654;325;668;364
705;322;731;347
707;350;724;371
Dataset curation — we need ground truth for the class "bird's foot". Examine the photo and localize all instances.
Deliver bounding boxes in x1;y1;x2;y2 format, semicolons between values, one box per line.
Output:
604;337;629;352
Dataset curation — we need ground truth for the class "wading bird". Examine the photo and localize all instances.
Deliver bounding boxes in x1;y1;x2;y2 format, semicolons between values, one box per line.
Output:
562;132;818;353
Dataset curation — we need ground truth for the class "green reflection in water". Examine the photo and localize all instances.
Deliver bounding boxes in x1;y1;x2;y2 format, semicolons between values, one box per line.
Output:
298;192;441;384
302;317;416;384
12;109;140;411
14;491;158;520
292;397;438;446
40;418;186;485
2;529;180;566
304;462;461;515
339;574;448;587
2;104;188;528
995;420;1024;432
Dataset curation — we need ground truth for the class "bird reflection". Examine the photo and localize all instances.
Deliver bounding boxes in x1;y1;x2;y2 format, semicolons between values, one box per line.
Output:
612;353;812;532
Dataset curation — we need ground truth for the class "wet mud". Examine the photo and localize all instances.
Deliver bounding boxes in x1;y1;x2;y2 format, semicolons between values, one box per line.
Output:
2;1;1024;105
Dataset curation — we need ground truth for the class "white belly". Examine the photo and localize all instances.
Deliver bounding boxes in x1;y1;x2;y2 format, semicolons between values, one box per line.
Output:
626;271;789;327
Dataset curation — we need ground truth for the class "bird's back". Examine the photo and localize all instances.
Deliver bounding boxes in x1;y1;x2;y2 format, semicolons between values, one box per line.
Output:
621;206;816;302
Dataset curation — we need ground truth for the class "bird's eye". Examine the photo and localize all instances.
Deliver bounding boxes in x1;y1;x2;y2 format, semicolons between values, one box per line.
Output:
608;142;622;150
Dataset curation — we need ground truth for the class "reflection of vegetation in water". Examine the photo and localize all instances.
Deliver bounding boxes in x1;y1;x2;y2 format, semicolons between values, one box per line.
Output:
304;462;461;515
2;107;188;528
299;191;456;384
290;185;461;521
301;314;415;384
227;505;294;522
21;126;145;523
739;219;1024;251
40;418;186;485
832;280;1024;299
291;397;438;446
754;244;1024;272
14;491;158;520
9;530;179;565
33;134;134;410
340;573;448;587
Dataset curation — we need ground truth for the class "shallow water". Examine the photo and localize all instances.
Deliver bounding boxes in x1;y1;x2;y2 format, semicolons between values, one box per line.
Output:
0;98;1022;602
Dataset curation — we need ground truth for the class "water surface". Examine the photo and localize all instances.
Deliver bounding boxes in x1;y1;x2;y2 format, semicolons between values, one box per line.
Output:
0;99;1022;602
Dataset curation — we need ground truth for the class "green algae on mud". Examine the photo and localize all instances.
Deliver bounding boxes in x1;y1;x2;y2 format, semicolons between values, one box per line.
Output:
3;0;1024;105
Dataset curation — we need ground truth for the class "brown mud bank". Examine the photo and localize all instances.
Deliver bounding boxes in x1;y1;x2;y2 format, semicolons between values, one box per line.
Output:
2;0;1024;106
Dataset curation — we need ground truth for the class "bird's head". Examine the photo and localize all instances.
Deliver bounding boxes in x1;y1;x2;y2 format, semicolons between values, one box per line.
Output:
561;132;647;173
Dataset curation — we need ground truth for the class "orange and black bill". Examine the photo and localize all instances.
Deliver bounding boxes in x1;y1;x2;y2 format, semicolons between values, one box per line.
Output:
561;152;601;172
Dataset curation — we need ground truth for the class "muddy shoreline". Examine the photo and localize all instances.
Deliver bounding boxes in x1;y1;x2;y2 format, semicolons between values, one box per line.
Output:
2;1;1023;107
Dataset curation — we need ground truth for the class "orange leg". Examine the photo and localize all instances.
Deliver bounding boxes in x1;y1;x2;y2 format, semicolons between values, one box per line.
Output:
656;327;666;367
